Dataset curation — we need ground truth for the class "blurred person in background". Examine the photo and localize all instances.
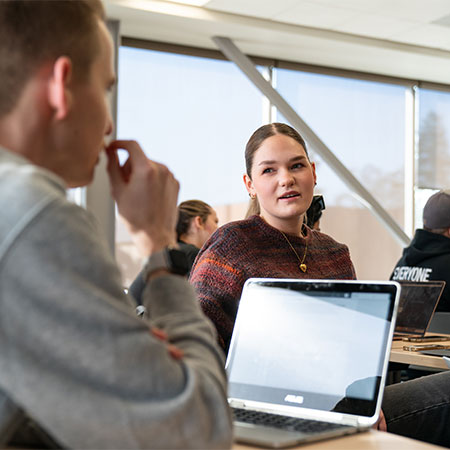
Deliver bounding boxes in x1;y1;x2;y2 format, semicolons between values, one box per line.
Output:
129;200;218;303
391;189;450;312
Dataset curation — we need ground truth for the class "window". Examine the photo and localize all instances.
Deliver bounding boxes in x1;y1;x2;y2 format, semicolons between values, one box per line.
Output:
114;40;449;285
415;88;450;229
275;69;407;279
116;46;264;284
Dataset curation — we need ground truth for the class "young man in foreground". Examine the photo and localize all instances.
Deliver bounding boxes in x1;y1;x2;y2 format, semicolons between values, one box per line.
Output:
0;1;232;448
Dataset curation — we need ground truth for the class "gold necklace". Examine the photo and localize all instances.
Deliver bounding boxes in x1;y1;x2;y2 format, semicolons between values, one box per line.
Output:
279;229;308;273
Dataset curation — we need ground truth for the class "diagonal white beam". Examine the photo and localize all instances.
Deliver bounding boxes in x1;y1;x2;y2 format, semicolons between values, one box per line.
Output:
213;36;410;247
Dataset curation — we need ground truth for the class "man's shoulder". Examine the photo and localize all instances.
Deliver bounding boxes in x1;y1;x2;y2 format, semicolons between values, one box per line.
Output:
0;149;87;248
0;148;66;205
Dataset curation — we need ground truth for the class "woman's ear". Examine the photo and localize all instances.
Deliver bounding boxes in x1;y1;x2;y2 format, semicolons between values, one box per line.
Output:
193;215;203;230
243;173;255;197
311;162;317;186
47;56;73;121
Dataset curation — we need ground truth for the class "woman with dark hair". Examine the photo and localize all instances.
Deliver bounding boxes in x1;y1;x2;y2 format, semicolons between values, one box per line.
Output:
175;200;219;269
129;200;218;303
190;123;355;352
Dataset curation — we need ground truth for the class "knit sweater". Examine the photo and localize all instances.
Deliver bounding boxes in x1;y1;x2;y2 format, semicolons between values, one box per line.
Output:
190;215;356;352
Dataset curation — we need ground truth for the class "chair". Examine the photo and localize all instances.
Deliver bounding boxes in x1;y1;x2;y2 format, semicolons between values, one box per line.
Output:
0;388;25;447
0;388;63;449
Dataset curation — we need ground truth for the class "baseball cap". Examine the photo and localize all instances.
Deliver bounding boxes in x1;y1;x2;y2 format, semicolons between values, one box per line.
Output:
423;190;450;229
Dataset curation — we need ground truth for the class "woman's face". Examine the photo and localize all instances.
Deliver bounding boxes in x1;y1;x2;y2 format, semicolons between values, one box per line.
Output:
244;133;316;231
198;209;219;245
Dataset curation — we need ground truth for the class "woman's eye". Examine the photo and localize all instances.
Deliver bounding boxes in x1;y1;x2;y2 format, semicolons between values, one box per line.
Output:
262;168;273;174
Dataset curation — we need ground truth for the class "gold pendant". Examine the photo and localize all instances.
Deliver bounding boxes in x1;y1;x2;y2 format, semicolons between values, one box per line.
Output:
300;263;307;273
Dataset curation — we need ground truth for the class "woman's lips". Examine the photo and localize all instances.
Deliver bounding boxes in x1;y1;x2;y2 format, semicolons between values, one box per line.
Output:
279;192;300;200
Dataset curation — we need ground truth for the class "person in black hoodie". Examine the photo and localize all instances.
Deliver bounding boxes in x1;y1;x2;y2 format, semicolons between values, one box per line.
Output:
391;189;450;312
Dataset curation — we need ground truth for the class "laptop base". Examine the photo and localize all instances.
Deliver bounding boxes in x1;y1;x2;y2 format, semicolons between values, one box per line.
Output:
234;422;363;448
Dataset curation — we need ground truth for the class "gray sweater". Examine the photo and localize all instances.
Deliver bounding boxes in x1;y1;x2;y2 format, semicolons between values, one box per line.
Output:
0;147;232;449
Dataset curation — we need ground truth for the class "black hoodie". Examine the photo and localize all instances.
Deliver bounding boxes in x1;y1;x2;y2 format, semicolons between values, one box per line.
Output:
391;229;450;312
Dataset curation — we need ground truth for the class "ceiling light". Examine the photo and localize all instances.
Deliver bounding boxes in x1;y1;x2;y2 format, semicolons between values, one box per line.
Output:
163;0;210;6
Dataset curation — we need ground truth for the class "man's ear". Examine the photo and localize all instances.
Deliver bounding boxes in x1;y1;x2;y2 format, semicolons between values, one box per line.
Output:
243;173;255;197
47;56;73;121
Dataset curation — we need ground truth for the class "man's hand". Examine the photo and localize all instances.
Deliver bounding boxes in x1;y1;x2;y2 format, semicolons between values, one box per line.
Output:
151;327;184;360
106;140;179;256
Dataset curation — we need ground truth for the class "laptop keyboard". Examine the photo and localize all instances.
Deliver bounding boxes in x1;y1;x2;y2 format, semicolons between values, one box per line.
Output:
232;408;351;434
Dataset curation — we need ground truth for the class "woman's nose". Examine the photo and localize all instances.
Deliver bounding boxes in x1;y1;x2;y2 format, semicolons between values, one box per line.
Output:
279;169;294;186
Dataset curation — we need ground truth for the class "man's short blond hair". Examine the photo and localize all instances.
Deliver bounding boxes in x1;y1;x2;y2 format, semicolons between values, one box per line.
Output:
0;0;105;117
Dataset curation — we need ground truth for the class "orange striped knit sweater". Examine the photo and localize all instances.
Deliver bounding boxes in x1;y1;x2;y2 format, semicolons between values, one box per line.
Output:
190;215;356;352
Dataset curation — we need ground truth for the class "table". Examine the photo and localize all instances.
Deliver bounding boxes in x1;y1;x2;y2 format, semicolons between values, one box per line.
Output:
389;333;450;371
234;429;442;449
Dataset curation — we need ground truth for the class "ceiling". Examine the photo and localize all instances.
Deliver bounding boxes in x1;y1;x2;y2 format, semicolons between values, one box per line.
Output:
105;0;450;85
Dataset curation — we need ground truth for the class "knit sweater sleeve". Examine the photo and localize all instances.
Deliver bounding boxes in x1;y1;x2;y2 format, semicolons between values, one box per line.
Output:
190;224;247;351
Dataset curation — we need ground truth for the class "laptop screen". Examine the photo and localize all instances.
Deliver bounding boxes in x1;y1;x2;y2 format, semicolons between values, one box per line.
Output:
226;279;398;419
395;281;445;335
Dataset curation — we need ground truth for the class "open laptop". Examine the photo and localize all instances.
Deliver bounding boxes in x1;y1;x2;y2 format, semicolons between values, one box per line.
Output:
393;281;445;339
227;278;400;448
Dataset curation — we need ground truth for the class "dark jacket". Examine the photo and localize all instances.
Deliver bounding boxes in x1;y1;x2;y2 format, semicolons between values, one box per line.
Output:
391;229;450;312
129;241;199;306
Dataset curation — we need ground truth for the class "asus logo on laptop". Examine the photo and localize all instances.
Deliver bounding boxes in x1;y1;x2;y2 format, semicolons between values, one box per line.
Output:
284;394;304;405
